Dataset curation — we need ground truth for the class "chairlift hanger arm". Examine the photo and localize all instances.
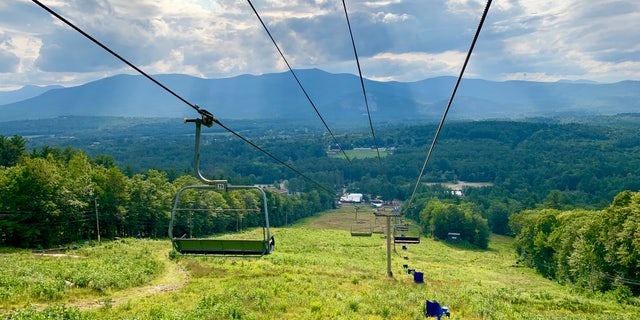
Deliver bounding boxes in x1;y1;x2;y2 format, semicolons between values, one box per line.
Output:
185;115;227;185
186;114;335;195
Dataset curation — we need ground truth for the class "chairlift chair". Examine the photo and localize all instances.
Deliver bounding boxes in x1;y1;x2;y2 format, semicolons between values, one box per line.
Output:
168;117;274;256
350;204;372;237
169;183;274;256
393;221;420;244
350;220;373;237
371;215;386;234
371;225;385;234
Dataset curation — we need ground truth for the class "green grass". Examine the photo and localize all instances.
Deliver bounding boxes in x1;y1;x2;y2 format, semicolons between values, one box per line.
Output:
328;149;391;159
0;239;163;309
2;206;640;319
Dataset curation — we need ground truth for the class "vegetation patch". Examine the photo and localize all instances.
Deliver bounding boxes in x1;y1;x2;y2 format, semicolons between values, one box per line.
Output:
0;239;163;309
327;148;391;159
2;208;640;319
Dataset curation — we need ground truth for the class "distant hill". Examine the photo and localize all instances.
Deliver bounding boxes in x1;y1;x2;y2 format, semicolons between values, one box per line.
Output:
0;84;64;105
1;69;638;123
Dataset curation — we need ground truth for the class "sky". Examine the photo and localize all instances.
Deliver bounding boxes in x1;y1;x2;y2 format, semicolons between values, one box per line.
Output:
0;0;639;91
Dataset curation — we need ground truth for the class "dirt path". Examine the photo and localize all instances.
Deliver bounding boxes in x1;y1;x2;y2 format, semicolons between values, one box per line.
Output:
64;257;189;310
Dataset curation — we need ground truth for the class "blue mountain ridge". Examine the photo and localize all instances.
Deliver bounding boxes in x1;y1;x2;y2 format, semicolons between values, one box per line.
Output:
0;84;63;105
1;69;638;123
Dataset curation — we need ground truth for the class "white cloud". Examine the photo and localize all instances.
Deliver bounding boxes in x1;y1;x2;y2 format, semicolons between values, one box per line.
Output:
472;0;640;82
365;51;467;81
0;0;638;91
445;0;487;16
363;0;404;9
372;12;410;23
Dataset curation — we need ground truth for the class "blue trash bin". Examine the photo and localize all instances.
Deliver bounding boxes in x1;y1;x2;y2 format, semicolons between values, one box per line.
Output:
414;271;424;283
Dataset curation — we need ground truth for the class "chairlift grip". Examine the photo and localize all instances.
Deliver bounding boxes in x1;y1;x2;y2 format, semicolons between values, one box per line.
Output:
188;117;228;186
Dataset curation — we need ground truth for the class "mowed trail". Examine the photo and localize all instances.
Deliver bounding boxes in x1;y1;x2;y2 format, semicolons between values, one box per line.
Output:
302;204;381;231
63;253;189;310
47;205;378;310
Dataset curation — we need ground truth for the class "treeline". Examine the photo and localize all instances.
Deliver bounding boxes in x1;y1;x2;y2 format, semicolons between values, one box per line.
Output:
7;119;640;238
509;190;640;297
0;139;333;249
413;197;490;249
403;188;640;295
3;119;640;294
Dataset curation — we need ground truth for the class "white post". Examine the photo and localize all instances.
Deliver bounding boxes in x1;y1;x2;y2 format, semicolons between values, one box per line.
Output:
386;214;392;277
94;198;101;243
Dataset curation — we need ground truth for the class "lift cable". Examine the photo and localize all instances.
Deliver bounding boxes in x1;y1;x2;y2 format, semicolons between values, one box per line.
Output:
405;0;493;211
341;0;383;170
213;120;334;194
31;0;334;195
246;0;351;164
31;0;209;120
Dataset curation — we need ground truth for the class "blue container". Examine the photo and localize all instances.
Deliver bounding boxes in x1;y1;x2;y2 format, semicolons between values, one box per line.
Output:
414;271;424;283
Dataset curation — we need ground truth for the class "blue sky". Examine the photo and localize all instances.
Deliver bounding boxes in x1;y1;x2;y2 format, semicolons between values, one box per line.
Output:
0;0;639;91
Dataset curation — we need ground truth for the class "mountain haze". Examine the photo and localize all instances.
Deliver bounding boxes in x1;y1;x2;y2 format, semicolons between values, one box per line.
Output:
1;69;638;123
0;85;64;105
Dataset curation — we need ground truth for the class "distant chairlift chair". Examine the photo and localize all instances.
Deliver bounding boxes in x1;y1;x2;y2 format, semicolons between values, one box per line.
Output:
371;215;385;234
350;205;372;237
393;221;420;244
168;116;274;256
350;220;373;237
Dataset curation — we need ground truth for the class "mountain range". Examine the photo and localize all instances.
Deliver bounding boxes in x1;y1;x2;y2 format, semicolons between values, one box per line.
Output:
1;69;638;124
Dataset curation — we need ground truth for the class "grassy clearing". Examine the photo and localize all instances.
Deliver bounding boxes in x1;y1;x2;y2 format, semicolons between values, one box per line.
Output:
0;239;163;310
328;149;390;159
3;206;640;319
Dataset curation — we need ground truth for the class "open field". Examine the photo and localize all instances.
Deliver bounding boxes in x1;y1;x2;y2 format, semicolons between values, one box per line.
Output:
2;206;639;319
327;148;391;159
424;181;494;191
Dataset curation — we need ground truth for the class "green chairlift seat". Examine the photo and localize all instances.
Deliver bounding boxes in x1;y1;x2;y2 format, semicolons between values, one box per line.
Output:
173;238;272;256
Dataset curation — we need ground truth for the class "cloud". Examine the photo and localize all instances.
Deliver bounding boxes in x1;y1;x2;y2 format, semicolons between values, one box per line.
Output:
372;12;410;23
0;52;20;73
458;0;640;82
0;34;20;73
0;0;638;91
364;51;467;81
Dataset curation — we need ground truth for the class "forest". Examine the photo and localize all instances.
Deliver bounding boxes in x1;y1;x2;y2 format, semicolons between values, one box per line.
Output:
508;190;640;296
1;115;640;294
0;135;334;248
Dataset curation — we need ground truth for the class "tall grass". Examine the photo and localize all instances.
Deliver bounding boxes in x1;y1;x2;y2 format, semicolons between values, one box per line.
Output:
3;206;640;319
0;239;163;309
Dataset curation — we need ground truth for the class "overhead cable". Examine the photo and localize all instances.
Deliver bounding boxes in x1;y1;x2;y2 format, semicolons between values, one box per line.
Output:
405;0;493;210
246;0;352;164
213;119;334;194
31;0;333;195
341;0;383;170
31;0;210;120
